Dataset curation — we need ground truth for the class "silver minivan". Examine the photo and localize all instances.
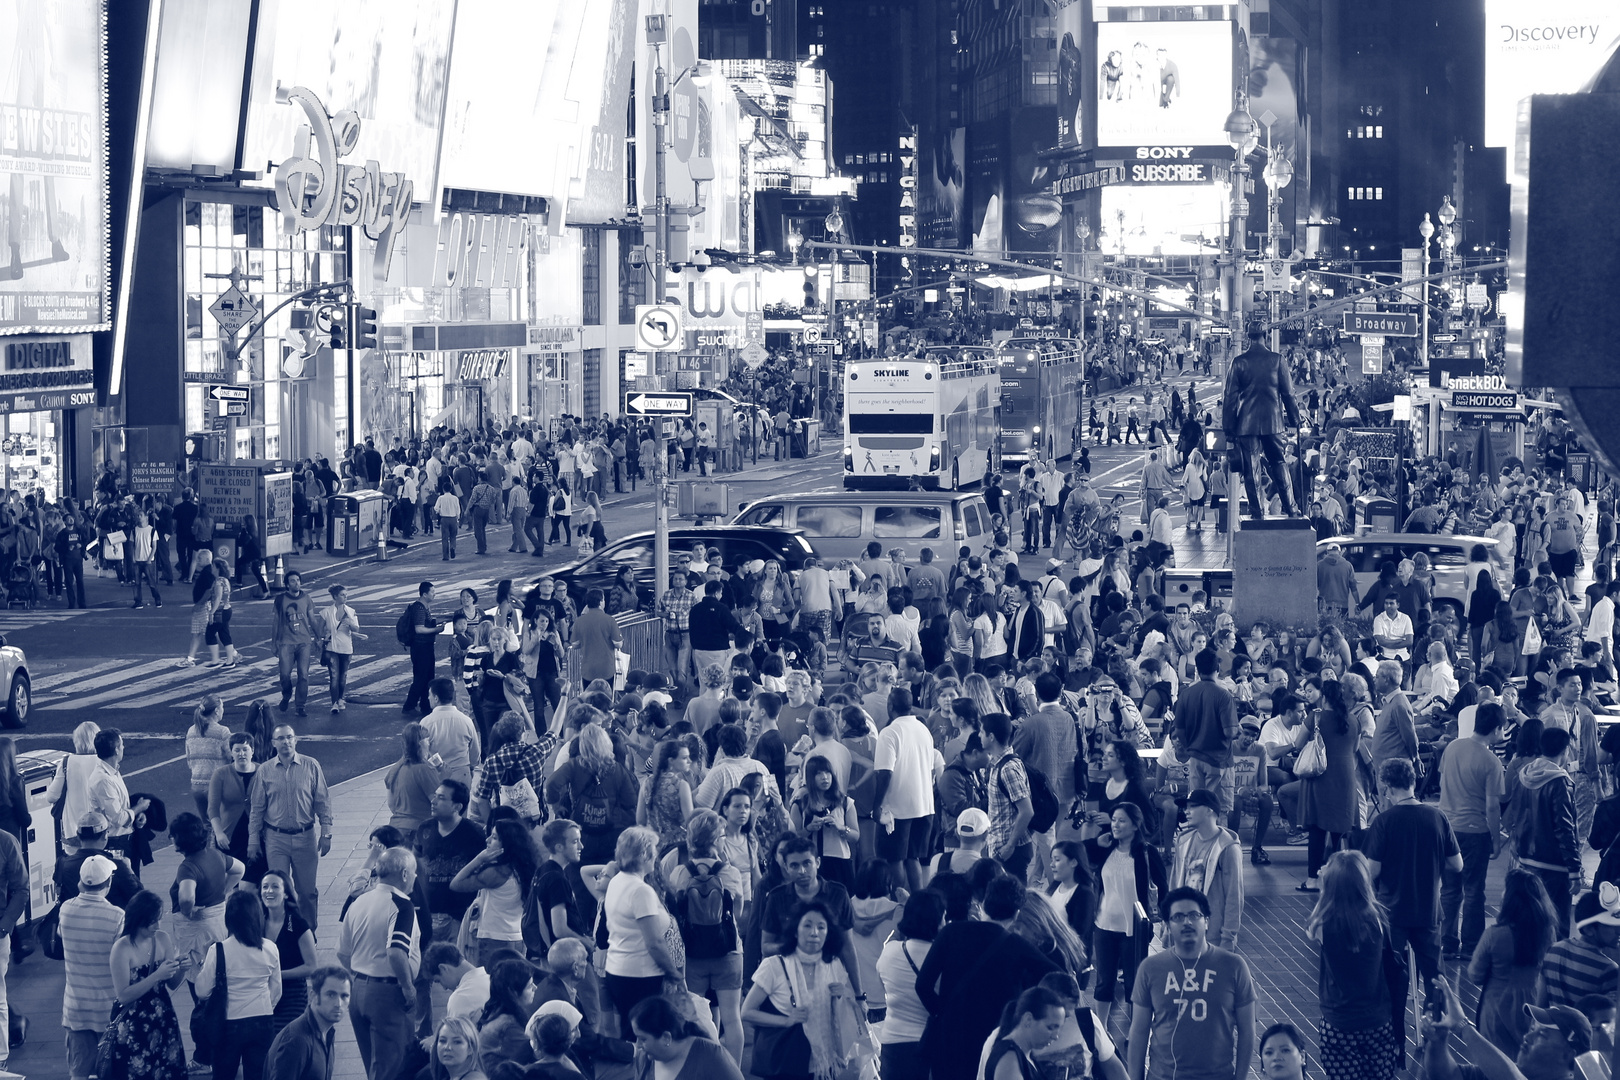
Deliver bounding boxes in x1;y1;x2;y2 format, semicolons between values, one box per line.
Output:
1321;532;1499;619
733;490;994;562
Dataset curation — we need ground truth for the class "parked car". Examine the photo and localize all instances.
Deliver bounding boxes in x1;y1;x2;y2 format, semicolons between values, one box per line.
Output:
532;527;818;611
1319;533;1498;620
0;637;29;729
732;489;994;563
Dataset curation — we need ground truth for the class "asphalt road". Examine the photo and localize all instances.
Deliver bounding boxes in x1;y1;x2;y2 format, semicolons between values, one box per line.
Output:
19;369;1220;841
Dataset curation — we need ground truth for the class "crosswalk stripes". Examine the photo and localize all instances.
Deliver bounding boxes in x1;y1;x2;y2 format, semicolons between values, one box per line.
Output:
35;651;416;712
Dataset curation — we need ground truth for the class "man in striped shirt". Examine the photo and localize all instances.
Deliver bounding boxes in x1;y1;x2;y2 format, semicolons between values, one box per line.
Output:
1541;888;1620;1009
338;847;420;1080
61;855;125;1079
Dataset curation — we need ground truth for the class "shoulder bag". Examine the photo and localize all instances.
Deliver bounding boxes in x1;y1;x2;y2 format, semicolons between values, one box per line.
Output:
751;956;814;1077
1294;727;1328;779
189;941;229;1064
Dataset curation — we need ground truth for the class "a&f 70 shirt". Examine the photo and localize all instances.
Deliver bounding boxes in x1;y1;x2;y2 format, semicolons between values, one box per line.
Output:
1131;945;1255;1080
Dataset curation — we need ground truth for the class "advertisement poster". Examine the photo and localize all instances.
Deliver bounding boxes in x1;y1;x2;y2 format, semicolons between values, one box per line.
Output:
244;0;455;196
439;0;636;222
1100;184;1231;257
919;126;965;249
1006;109;1062;254
1248;36;1302;242
263;471;293;557
968;121;1005;257
0;0;109;335
1484;0;1619;148
1095;20;1233;147
1053;0;1085;149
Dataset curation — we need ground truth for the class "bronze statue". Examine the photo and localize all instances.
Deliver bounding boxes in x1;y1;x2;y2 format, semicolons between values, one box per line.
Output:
1221;321;1301;519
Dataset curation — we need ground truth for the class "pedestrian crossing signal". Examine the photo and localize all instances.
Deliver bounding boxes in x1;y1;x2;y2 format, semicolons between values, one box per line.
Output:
354;307;379;350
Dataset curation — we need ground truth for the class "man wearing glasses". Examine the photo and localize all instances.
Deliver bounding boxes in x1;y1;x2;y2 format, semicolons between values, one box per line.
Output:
247;725;332;929
1126;886;1255;1080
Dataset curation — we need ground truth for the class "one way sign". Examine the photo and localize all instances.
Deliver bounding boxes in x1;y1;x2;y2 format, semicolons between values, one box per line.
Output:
624;392;693;417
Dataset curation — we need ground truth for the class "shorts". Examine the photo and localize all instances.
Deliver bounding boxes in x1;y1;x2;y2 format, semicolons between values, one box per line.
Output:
1549;548;1578;578
684;951;743;993
876;815;934;863
1185;492;1206;507
190;603;212;635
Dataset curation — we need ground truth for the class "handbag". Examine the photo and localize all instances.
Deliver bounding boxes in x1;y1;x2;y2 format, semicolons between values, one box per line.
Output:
1295;729;1328;779
751;957;814;1077
94;1003;127;1080
189;942;228;1064
498;776;543;821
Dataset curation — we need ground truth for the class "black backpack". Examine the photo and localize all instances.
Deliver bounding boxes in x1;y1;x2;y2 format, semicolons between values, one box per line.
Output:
994;753;1060;835
396;602;422;650
674;858;737;959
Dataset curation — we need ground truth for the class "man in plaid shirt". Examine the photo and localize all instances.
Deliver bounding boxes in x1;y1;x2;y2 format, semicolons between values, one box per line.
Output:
658;569;696;691
982;711;1034;883
470;713;561;825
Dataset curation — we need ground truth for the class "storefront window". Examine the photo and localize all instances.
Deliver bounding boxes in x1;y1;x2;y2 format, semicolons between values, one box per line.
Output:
1;412;61;499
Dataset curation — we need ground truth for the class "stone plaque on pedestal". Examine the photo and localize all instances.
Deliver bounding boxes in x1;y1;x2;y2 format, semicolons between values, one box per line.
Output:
1233;517;1318;630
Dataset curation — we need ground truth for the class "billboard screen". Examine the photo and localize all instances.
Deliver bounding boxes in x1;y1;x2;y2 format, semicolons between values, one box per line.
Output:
1054;0;1085;149
919;125;965;249
1096;20;1233;148
1099;183;1230;257
0;0;109;335
439;0;636;221
1484;1;1620;148
243;0;455;198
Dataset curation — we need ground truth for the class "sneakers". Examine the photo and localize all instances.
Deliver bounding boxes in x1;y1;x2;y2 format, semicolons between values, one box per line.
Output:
1286;830;1309;846
278;698;290;712
1250;848;1272;866
176;657;196;668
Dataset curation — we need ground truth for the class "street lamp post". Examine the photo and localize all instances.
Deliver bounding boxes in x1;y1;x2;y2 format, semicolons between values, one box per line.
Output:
1263;133;1293;355
1418;212;1435;368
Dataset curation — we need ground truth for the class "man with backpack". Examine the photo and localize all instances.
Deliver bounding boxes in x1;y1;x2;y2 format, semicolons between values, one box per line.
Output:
400;582;442;716
658;810;745;1063
983;711;1036;883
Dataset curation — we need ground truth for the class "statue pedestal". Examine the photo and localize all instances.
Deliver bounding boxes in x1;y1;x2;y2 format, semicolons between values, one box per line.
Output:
1233;517;1319;630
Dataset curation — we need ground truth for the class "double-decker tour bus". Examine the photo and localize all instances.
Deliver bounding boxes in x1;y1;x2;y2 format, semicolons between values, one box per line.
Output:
843;346;999;489
995;337;1085;465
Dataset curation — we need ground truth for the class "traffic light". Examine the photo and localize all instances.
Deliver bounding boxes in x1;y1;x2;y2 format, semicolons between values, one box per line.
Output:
327;305;347;350
803;269;820;311
353;306;378;350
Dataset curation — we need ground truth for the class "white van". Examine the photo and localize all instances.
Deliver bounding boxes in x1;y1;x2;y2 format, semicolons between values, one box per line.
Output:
733;490;995;563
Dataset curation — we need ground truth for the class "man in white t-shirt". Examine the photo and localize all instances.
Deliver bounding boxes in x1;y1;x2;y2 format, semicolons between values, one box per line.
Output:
873;687;945;891
1585;580;1617;670
1372;594;1415;665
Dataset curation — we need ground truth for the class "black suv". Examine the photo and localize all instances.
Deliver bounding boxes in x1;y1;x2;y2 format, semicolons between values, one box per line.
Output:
533;526;818;610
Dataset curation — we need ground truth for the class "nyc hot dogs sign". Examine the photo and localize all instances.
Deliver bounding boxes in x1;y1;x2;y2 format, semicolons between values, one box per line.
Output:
271;87;413;286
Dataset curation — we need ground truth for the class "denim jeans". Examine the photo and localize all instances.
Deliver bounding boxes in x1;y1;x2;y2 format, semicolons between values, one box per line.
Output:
1440;830;1494;954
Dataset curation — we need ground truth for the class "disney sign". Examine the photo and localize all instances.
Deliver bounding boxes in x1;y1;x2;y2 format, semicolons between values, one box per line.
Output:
272;87;413;285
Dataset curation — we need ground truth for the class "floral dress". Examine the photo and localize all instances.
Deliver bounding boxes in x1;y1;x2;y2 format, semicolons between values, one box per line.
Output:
103;937;187;1080
645;772;689;852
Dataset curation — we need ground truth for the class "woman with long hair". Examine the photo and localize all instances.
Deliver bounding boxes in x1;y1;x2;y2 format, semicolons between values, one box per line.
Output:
972;592;1009;674
961;672;1002;724
258;869;317;1035
550;722;637;864
985;987;1069;1080
243;700;275;762
1044;841;1097;952
1082;802;1166;1026
105;889;189;1080
875;890;946;1080
790;755;860;890
1469;868;1557;1057
717;787;761;911
743;899;861;1080
1013;886;1089;979
660;809;747;1063
476;957;538;1076
0;737;27;851
521;607;564;724
451;816;543;964
384;721;441;833
1088;739;1158;840
1467;547;1502;665
754;559;798;649
1297;678;1359;891
1481;600;1520;682
947;589;977;675
179;552;217;667
185;696;232;820
1307;850;1397;1080
1508;565;1538;678
637;738;695;852
207;556;239;667
608;566;640;616
195;891;281;1080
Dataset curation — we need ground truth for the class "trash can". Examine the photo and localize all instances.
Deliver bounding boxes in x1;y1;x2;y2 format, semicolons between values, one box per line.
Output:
1356;495;1397;534
210;522;238;575
18;748;65;917
328;491;391;556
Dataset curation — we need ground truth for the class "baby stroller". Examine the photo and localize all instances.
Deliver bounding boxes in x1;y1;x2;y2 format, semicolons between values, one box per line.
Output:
6;560;38;610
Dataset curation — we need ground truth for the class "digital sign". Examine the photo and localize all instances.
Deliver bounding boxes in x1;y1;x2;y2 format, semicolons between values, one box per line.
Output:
1054;0;1084;149
1095;20;1234;148
0;0;110;335
1484;1;1618;150
1098;184;1230;256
